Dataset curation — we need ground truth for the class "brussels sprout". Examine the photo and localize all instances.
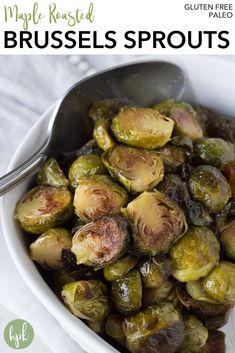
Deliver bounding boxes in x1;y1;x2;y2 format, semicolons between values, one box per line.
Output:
86;319;105;334
111;270;142;316
61;280;110;321
203;311;230;330
103;255;137;281
89;98;130;122
68;154;106;188
123;303;184;353
102;145;164;193
143;280;174;306
178;315;208;353
93;118;116;151
153;99;203;140
186;280;219;304
220;219;235;260
194;137;235;167
105;315;126;346
71;216;128;268
36;158;69;188
200;331;225;353
30;228;72;270
155;145;187;173
73;175;128;222
171;226;220;282
139;257;171;288
189;166;231;213
15;186;73;234
123;191;187;255
111;107;174;149
202;261;235;304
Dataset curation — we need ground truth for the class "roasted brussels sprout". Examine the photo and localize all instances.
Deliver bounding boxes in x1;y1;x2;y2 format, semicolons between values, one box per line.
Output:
93;118;116;151
143;280;174;306
111;107;174;149
30;228;72;270
123;191;187;255
15;186;73;234
68;154;106;188
202;261;235;304
73;175;128;221
194;137;235;168
105;315;126;346
186;280;219;304
177;315;208;353
171;226;220;282
153;99;203;140
61;280;110;321
71;216;129;268
36;158;69;187
220;219;235;260
189;166;231;213
139;257;171;288
111;270;142;316
89;98;130;122
123;303;184;353
155;145;187;173
200;331;226;353
103;255;137;281
102;145;164;193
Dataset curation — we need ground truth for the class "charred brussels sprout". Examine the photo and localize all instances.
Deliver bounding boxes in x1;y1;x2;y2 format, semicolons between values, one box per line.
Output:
103;255;137;281
68;154;106;188
123;191;187;255
111;107;174;149
194;137;235;167
202;261;235;305
71;216;129;268
61;280;110;321
15;186;73;234
186;280;219;304
170;226;220;282
143;280;174;306
30;228;72;270
155;145;187;173
36;158;69;187
73;175;128;222
220;219;235;260
93;118;116;151
102;145;164;193
89;98;130;122
139;257;171;288
189;166;231;213
105;315;126;346
153;99;203;140
178;315;208;353
123;303;184;353
111;270;142;316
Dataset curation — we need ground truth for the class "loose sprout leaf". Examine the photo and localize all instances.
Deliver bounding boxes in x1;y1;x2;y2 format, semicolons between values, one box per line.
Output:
36;158;69;188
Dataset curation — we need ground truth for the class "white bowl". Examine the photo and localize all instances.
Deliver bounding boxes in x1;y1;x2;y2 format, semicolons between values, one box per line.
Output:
1;56;235;353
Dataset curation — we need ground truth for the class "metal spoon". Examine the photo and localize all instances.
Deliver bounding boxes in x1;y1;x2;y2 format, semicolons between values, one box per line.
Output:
0;60;186;196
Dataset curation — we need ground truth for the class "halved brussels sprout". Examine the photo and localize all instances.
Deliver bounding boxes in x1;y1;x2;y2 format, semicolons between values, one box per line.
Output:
89;98;130;122
73;175;128;222
71;216;129;268
93;118;116;151
220;219;235;260
36;158;69;187
153;99;203;140
194;137;235;167
111;107;174;149
123;191;187;255
103;255;137;281
105;315;126;346
61;280;110;321
102;145;164;193
123;303;184;353
186;280;219;304
170;226;220;282
202;261;235;304
143;280;174;306
111;270;142;316
139;257;171;288
178;315;208;353
189;165;231;213
201;331;225;353
30;228;72;270
15;186;73;234
68;154;106;188
155;145;187;173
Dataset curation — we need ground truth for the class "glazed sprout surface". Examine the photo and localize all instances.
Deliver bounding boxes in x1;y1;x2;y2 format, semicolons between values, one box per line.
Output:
15;98;235;353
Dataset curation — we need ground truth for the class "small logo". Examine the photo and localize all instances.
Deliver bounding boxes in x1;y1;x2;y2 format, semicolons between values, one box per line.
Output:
4;319;34;349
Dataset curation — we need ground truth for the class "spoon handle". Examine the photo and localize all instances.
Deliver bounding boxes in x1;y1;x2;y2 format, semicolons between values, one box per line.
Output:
0;153;47;196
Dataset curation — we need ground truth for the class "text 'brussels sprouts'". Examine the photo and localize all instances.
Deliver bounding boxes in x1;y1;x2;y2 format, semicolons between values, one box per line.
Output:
71;216;129;268
36;158;69;188
123;191;187;255
123;303;184;353
178;315;208;353
111;107;174;149
61;280;110;321
73;175;128;221
171;226;220;282
102;145;164;193
15;186;73;234
139;257;171;288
